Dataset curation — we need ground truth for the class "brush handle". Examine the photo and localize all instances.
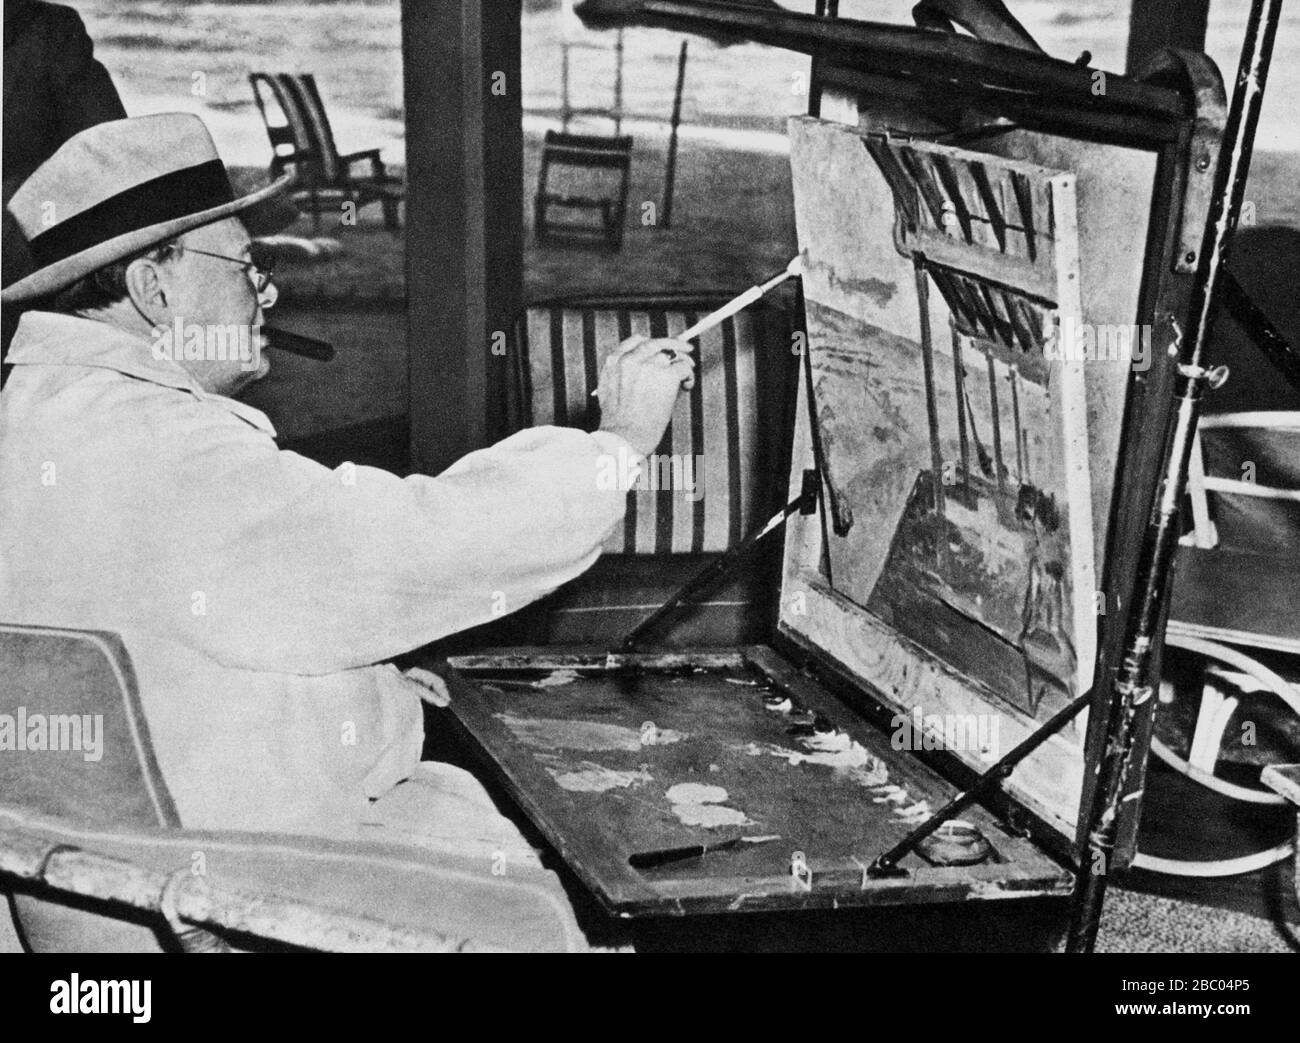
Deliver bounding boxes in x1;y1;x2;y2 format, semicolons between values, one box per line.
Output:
676;261;800;342
676;284;765;342
628;836;742;869
591;258;800;397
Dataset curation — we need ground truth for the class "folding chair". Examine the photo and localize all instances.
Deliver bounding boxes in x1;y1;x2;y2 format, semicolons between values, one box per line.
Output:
249;72;403;232
535;131;634;251
0;623;586;952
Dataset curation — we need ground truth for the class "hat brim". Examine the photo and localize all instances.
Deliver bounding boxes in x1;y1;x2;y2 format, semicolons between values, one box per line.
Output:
2;173;296;304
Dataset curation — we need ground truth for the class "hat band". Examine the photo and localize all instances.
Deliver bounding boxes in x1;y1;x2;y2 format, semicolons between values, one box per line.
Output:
26;159;235;272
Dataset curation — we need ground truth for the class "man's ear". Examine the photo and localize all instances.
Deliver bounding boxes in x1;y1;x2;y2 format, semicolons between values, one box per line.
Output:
123;255;171;326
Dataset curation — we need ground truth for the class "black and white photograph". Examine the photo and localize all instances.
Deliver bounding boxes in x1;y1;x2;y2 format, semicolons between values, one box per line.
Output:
0;0;1298;988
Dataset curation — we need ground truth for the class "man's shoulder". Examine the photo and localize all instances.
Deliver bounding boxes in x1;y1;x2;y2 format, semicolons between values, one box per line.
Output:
6;312;275;442
3;358;271;456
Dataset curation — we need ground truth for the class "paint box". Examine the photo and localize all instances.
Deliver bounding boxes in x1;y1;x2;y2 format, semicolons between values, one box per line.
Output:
442;32;1227;918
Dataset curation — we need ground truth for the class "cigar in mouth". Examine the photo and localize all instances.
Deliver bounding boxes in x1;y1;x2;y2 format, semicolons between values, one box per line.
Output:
261;326;335;362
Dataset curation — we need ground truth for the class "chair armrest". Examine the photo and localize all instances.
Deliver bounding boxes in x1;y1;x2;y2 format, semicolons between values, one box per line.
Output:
269;154;296;180
278;149;325;183
340;148;387;177
0;806;586;952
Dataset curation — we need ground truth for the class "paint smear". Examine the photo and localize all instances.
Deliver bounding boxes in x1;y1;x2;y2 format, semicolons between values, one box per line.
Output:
870;785;930;822
894;800;932;823
639;722;682;747
665;782;728;805
550;762;653;793
665;781;752;828
673;804;752;828
846;763;890;787
751;732;890;784
496;713;684;752
535;669;580;688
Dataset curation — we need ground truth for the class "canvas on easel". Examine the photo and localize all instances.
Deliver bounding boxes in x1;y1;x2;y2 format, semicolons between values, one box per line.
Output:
781;115;1156;837
793;119;1096;708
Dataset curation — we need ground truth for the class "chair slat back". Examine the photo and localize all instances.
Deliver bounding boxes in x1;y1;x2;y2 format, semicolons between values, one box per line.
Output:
293;73;343;182
249;73;313;163
249;72;332;180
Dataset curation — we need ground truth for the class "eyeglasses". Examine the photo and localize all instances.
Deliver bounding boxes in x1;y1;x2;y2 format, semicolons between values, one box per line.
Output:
178;246;276;294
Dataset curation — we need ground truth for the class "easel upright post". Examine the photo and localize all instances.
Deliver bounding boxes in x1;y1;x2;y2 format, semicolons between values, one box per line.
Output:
1067;0;1282;953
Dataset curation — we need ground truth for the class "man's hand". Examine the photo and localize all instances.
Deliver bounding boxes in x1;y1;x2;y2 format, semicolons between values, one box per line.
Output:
595;336;696;457
404;666;451;707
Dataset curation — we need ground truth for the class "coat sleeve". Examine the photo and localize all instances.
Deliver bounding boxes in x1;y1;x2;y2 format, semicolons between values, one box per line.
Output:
145;413;639;674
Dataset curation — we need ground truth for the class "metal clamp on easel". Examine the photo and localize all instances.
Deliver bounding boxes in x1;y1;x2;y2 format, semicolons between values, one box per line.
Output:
1176;361;1230;390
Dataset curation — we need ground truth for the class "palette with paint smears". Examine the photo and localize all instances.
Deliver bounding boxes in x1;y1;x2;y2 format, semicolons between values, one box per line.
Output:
444;648;1069;916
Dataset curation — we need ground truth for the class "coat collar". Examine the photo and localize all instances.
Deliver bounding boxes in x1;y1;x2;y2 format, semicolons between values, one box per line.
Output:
5;310;277;436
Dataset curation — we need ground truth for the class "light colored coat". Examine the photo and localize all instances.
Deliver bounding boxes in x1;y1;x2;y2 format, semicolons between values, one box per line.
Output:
0;311;634;836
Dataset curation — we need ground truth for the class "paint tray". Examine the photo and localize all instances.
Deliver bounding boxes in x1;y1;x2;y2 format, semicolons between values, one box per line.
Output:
442;649;1069;916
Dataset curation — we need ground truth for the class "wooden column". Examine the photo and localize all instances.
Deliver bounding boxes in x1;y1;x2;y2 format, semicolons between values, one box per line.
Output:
402;0;523;475
1126;0;1211;73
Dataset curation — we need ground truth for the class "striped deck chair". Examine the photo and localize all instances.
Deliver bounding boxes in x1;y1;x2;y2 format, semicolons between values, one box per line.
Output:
500;293;797;645
249;72;403;231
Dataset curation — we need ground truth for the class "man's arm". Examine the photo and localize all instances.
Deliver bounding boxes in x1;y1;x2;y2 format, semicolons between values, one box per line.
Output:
139;338;694;674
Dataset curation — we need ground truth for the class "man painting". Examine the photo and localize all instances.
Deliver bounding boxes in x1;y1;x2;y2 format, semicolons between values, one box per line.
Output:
0;114;693;943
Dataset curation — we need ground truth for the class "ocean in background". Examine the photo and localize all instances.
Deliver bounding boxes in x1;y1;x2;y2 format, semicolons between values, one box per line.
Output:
67;0;1299;166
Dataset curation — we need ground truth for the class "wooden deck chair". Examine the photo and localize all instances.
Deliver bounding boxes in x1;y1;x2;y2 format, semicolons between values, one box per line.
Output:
1137;412;1300;876
493;293;796;645
535;131;634;251
0;623;586;952
249;72;403;232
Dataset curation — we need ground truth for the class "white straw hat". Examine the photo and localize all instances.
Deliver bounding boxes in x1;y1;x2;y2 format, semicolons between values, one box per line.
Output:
3;112;294;304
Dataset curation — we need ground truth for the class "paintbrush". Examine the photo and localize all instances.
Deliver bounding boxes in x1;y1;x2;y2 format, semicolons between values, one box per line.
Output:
591;256;803;397
676;256;803;342
628;834;781;870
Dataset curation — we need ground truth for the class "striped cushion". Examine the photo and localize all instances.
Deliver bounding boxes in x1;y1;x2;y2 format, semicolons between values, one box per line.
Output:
513;302;785;555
